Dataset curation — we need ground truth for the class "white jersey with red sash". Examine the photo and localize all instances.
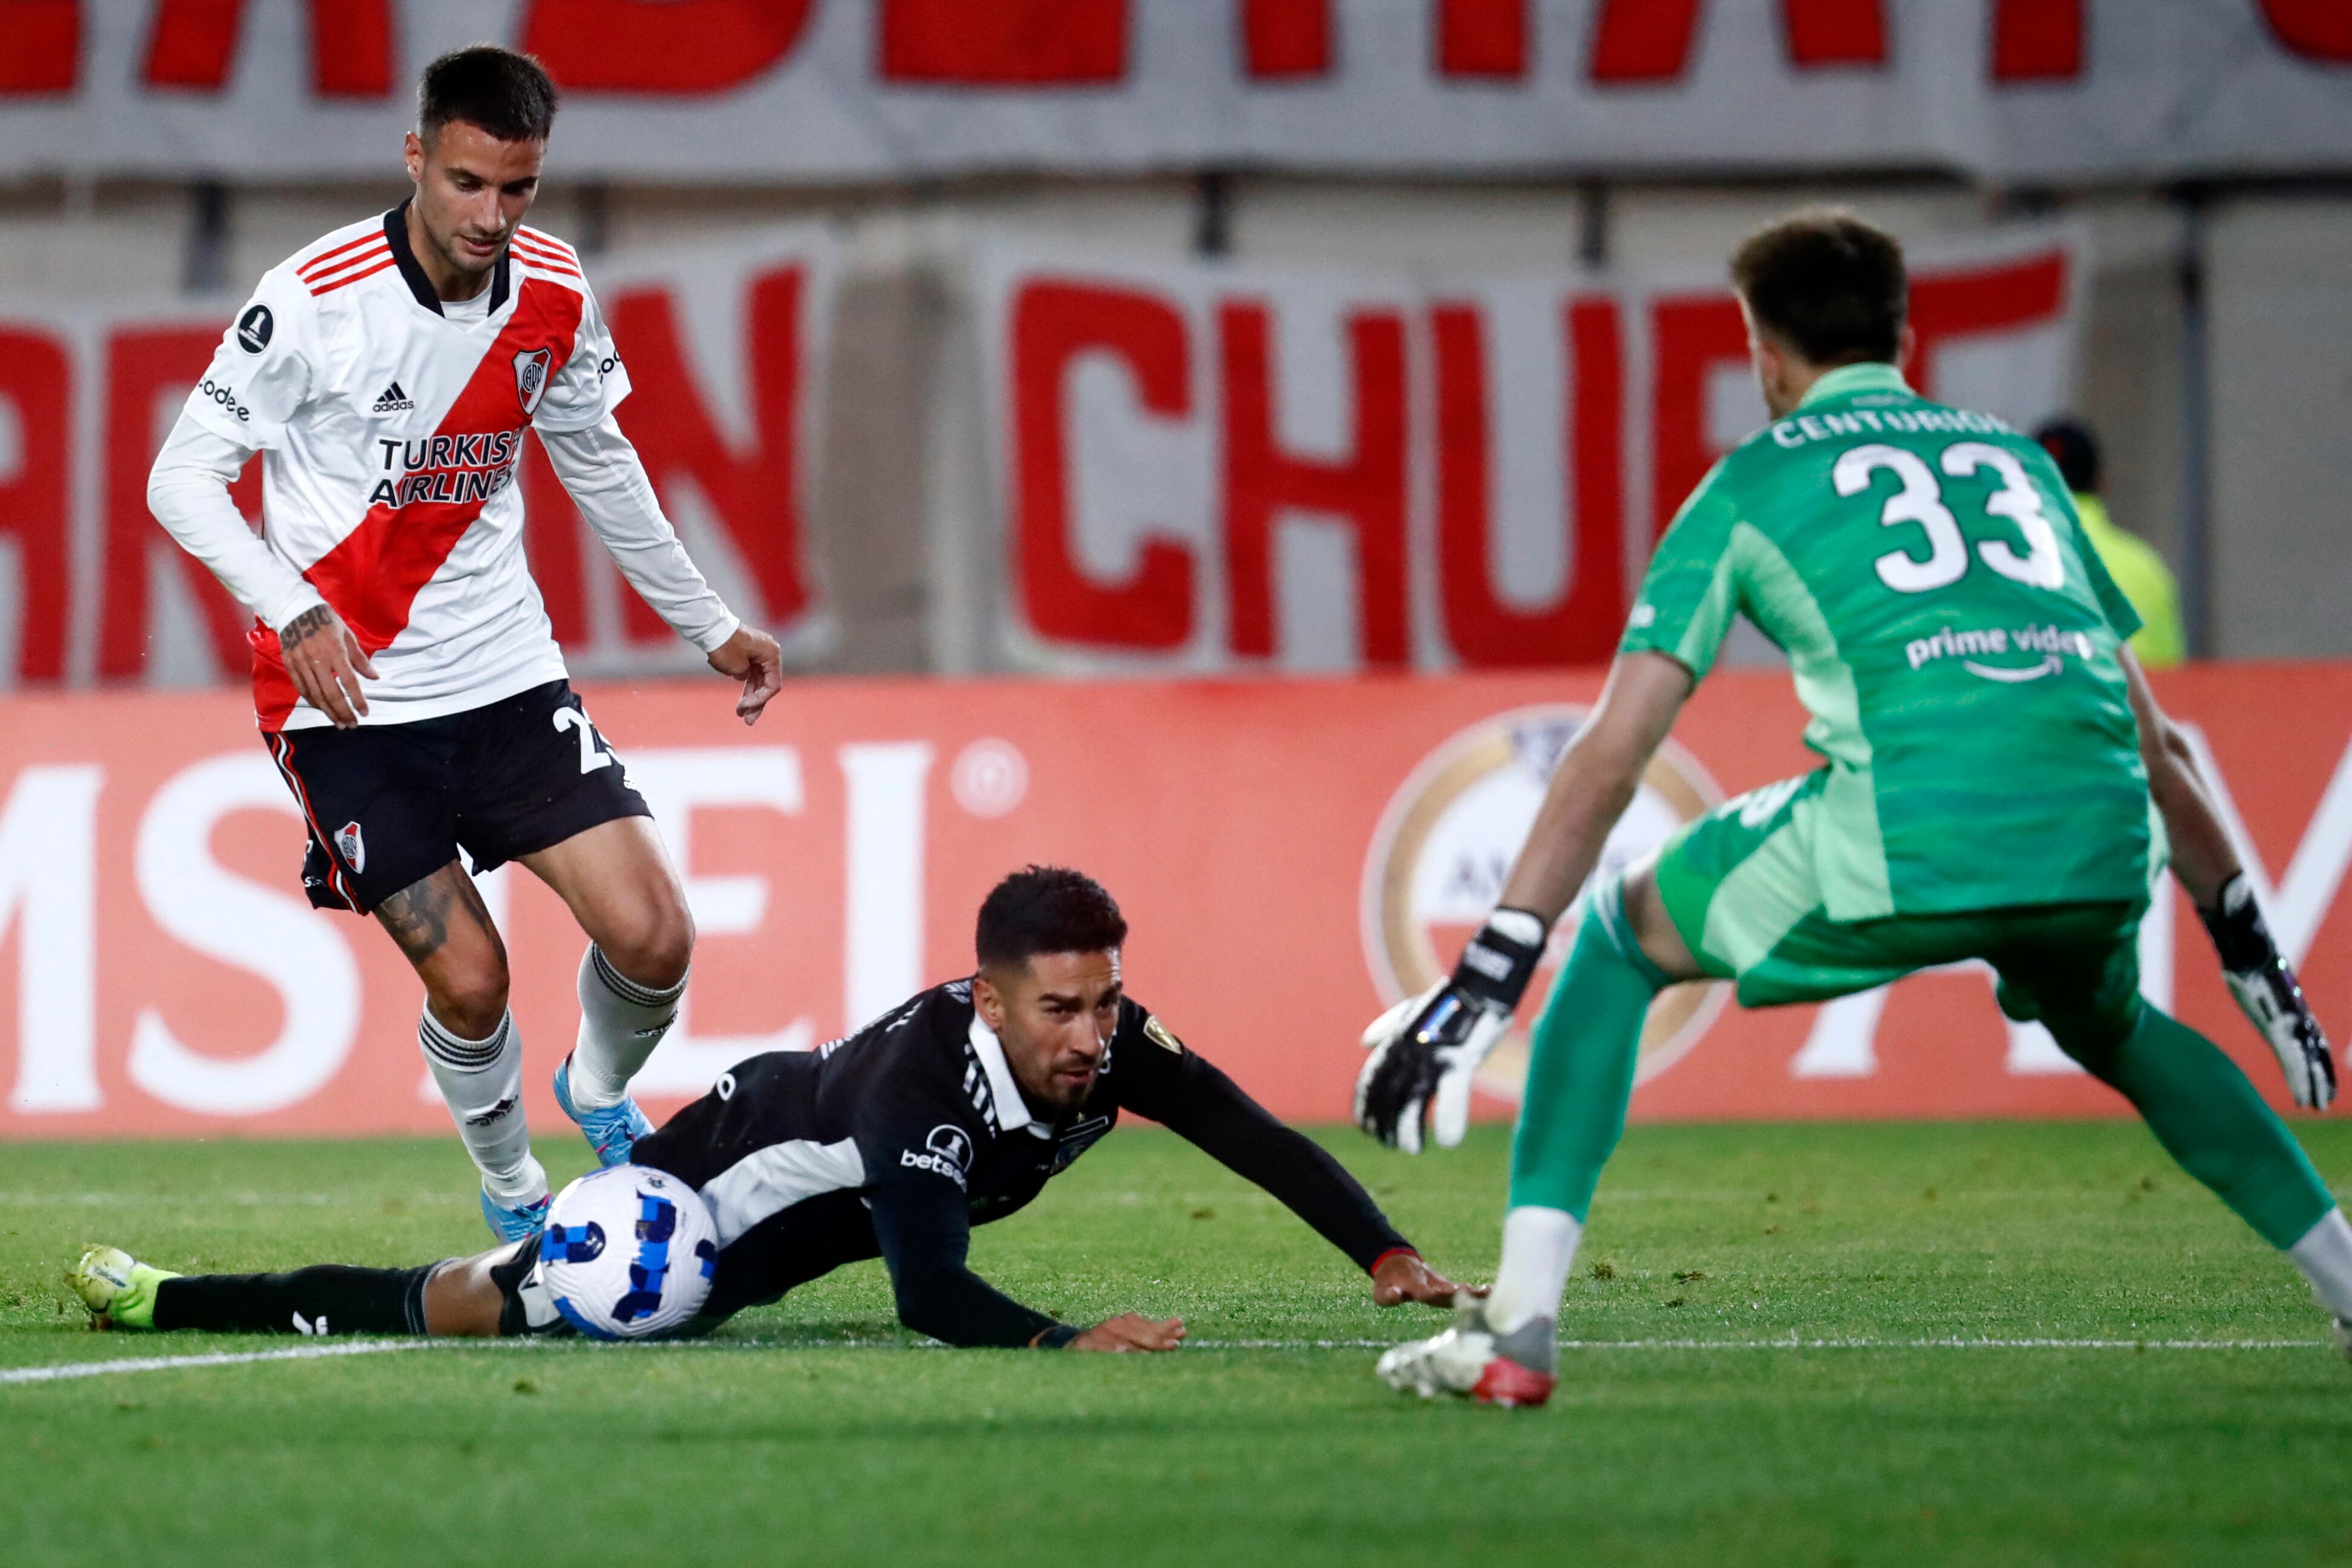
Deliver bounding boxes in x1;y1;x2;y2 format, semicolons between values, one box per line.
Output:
178;205;626;733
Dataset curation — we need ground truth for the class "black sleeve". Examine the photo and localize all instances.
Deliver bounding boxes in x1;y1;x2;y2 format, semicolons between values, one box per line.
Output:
866;1166;1069;1349
1112;1016;1414;1273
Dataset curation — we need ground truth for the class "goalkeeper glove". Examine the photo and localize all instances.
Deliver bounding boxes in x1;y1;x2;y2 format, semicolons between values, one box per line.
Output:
1356;909;1547;1153
2198;872;2336;1111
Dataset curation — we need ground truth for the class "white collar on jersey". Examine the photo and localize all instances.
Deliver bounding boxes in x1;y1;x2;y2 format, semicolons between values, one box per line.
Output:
966;1014;1053;1138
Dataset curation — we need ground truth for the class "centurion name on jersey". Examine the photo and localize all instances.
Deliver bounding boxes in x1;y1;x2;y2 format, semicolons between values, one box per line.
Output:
1623;362;2151;919
180;204;628;732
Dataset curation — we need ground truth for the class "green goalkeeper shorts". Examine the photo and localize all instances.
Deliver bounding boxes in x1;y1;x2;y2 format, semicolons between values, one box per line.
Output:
1651;769;2148;1035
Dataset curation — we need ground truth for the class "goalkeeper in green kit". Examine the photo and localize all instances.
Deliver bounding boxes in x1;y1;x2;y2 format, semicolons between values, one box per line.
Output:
1359;209;2349;1407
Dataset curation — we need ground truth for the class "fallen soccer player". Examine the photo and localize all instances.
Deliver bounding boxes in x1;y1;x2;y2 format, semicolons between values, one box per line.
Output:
72;866;1466;1351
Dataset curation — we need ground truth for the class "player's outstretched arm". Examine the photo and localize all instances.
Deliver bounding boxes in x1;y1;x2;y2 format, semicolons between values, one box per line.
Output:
1116;1031;1467;1305
1357;652;1694;1151
2122;648;2236;905
1494;650;1696;923
1059;1314;1187;1351
2123;650;2336;1109
868;1171;1180;1349
538;415;784;724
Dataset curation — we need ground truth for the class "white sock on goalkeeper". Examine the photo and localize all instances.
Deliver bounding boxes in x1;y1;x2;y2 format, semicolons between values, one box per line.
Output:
2290;1207;2352;1320
564;944;686;1112
419;1007;545;1207
1486;1206;1583;1336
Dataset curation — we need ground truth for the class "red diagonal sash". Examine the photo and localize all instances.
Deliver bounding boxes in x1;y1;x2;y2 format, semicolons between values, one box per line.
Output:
253;279;584;729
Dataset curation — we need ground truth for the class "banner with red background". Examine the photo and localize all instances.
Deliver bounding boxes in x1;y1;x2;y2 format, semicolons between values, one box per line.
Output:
0;224;834;690
1;665;2345;1138
3;2;2350;183
975;224;2083;674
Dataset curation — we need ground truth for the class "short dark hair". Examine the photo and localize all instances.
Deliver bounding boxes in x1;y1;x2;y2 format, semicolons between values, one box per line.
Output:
1731;208;1907;367
975;866;1128;972
2033;419;2102;494
419;45;558;145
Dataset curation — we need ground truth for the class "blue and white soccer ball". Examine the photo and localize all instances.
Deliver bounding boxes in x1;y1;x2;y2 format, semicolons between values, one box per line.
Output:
539;1165;719;1339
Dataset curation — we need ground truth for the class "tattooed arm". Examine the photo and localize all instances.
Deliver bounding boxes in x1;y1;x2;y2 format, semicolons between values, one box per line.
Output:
279;604;378;729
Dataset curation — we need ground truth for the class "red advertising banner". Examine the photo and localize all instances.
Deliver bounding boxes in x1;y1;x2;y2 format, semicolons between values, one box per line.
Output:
1;665;2345;1138
975;226;2084;675
0;226;834;690
2;2;2349;182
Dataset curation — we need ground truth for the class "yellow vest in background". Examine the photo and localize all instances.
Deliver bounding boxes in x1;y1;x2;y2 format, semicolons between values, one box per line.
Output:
2073;494;2186;668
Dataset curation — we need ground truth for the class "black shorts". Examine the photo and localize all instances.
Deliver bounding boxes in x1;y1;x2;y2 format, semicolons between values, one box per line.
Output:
264;679;651;915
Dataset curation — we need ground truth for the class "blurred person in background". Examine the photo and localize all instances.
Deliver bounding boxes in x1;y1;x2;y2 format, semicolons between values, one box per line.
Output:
2034;419;2185;668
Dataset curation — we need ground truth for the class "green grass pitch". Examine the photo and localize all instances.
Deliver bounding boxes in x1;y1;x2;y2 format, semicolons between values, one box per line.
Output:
4;1122;2350;1566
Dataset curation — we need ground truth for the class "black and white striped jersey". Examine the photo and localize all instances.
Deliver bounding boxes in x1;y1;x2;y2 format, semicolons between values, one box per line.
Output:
627;978;1414;1345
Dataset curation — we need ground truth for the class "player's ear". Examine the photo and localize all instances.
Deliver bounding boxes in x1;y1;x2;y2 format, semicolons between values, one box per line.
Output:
972;969;1007;1030
403;129;426;183
1896;321;1917;373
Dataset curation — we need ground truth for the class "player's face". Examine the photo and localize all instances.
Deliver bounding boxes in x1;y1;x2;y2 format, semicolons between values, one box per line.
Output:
980;950;1122;1116
402;121;544;289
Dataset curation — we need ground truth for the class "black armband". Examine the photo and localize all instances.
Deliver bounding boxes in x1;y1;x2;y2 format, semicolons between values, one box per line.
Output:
1451;909;1549;1010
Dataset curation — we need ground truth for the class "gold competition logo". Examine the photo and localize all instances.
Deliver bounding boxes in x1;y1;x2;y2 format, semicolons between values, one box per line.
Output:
1361;705;1730;1104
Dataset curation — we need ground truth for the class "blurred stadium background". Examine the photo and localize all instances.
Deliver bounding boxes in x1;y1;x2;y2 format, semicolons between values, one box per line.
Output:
0;0;2349;1142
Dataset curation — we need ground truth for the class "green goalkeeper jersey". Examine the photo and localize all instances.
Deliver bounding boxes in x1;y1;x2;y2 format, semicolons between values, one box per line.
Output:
1624;362;2150;920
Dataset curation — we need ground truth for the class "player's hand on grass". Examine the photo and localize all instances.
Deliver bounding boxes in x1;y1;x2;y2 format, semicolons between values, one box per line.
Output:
1065;1313;1186;1352
1370;1250;1483;1308
708;624;785;726
278;602;376;728
2199;872;2337;1111
1356;909;1549;1153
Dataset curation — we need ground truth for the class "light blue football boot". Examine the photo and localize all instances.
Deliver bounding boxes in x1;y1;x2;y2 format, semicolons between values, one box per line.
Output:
480;1184;551;1244
554;1053;655;1169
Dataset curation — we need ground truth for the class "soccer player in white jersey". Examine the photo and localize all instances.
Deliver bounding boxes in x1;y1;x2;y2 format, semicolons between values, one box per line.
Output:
146;46;786;1241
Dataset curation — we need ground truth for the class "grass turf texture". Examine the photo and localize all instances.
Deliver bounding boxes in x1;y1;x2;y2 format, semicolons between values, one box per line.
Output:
2;1123;2350;1566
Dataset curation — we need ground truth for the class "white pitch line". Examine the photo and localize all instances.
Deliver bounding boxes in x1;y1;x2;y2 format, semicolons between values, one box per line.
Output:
1191;1337;2330;1351
0;1339;447;1385
1552;1336;2330;1351
1;1333;2329;1385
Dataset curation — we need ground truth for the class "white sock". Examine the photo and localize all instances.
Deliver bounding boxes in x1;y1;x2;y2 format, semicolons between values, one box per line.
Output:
2288;1207;2352;1321
1486;1206;1584;1334
567;944;686;1111
419;1008;544;1207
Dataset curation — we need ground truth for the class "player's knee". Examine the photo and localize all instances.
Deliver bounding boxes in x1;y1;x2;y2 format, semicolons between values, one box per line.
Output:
601;891;694;991
2042;996;2143;1081
428;958;512;1040
1621;865;1701;981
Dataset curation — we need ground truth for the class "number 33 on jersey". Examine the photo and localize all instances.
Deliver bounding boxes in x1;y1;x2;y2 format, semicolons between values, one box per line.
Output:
1622;361;2152;922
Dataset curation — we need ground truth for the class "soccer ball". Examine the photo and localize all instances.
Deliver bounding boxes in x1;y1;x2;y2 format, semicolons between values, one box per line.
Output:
538;1165;719;1339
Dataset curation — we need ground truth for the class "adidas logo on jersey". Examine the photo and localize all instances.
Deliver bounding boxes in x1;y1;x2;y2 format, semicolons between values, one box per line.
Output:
372;382;414;413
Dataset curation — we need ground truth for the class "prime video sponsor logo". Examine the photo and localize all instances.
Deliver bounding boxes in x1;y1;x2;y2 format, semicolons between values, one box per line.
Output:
1906;622;2097;681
